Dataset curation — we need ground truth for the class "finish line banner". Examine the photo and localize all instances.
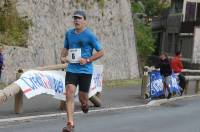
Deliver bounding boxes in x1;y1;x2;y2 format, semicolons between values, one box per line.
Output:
15;65;103;100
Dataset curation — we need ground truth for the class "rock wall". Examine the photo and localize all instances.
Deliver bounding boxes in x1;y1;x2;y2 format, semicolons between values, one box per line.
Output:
2;0;139;84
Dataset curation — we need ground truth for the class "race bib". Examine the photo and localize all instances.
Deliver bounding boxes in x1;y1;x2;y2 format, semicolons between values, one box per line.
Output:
68;48;81;63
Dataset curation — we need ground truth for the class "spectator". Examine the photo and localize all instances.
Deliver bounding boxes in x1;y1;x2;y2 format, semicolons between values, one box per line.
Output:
171;51;186;95
156;52;172;99
171;51;183;73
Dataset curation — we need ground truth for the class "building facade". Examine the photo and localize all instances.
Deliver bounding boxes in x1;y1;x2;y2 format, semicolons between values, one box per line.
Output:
152;0;200;63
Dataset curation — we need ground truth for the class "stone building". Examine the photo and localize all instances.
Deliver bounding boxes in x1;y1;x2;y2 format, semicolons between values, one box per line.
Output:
152;0;200;64
0;0;139;83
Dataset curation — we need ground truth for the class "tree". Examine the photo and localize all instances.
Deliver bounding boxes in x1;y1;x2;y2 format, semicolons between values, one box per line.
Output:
141;0;170;17
131;0;170;66
134;19;155;61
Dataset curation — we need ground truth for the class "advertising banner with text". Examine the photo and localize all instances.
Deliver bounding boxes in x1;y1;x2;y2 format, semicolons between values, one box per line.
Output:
15;65;103;100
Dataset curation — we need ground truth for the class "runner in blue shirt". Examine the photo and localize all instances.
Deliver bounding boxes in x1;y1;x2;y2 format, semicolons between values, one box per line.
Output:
61;10;104;132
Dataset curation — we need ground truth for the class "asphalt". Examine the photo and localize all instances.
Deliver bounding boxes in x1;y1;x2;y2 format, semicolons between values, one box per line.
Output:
0;81;198;120
0;83;147;119
2;97;200;132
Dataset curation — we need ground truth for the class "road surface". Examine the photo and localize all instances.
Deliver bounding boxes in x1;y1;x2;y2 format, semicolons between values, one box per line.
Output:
1;96;200;132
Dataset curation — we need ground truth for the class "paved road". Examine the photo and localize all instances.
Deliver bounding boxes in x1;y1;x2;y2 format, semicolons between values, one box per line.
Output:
0;81;198;113
1;96;200;132
0;80;197;119
0;85;146;118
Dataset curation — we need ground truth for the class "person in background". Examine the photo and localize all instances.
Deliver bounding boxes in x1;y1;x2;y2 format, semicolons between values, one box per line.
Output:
171;51;186;95
156;52;172;99
0;45;4;80
60;10;104;132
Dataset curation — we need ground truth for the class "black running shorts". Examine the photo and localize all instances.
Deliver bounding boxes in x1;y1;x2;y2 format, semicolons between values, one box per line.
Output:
65;72;92;93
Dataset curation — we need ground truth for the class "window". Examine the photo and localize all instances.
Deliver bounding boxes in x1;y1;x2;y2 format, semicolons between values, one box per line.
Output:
174;0;183;13
185;2;196;21
197;3;200;22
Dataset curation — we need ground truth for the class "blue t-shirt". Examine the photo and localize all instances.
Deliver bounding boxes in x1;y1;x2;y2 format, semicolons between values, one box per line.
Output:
64;28;102;74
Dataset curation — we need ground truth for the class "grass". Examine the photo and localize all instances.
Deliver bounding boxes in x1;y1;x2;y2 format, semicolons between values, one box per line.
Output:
103;79;142;89
0;1;32;47
0;82;6;89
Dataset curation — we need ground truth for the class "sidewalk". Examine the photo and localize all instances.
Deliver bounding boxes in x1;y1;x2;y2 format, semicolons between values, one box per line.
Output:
0;83;146;119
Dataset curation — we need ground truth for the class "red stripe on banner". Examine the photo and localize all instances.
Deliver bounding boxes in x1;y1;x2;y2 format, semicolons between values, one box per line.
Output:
23;88;32;93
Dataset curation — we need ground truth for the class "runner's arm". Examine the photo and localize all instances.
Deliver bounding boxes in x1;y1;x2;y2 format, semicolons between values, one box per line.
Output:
88;50;104;62
60;48;69;64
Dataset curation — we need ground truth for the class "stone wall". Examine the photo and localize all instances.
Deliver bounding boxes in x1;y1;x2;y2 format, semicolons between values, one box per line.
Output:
2;0;139;84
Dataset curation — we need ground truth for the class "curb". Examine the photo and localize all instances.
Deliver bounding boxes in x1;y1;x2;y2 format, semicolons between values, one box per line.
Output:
1;94;200;124
147;94;200;106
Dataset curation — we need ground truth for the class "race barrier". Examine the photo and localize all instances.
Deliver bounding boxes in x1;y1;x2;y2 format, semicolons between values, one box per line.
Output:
141;66;200;99
0;64;103;113
142;70;181;99
183;76;200;94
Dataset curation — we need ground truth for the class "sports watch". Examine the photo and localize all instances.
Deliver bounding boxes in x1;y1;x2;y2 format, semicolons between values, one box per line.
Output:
86;58;91;63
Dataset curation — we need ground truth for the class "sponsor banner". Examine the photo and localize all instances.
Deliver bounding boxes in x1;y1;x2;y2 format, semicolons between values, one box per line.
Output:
15;70;65;99
148;71;164;98
89;65;104;97
148;71;181;98
170;73;181;95
15;65;103;100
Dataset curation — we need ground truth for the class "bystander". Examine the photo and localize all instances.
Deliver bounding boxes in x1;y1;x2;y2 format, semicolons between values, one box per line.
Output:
171;51;186;95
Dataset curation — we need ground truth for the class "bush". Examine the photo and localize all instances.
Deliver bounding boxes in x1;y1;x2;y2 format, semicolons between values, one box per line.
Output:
132;2;143;13
131;0;169;66
141;0;170;17
0;15;5;32
134;19;155;61
131;1;155;65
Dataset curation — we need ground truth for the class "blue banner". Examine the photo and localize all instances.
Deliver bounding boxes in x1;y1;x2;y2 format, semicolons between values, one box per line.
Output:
148;71;181;98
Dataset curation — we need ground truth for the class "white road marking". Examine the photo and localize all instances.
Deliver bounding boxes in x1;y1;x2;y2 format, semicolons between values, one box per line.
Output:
1;94;200;124
0;104;147;123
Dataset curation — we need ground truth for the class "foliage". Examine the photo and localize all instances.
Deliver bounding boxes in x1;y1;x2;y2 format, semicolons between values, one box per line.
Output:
141;0;170;17
132;2;143;13
131;0;169;66
0;82;6;89
97;0;105;8
131;0;156;66
134;19;155;60
0;1;32;47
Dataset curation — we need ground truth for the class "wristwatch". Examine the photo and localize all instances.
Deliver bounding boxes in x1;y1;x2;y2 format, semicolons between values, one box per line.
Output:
86;58;91;63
